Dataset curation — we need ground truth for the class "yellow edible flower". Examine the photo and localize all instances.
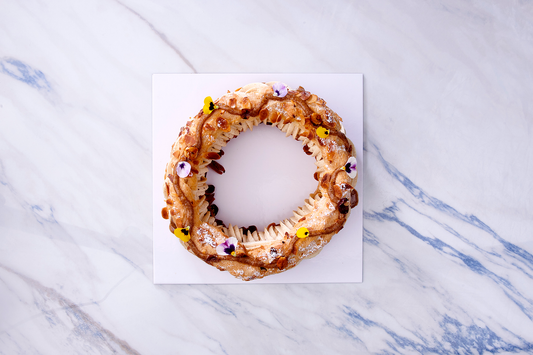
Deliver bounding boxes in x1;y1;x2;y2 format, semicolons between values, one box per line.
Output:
203;96;218;114
296;227;310;239
316;126;330;138
174;226;191;242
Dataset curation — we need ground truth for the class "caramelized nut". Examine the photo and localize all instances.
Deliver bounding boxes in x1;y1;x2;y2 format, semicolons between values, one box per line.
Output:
259;107;268;120
310;113;322;126
241;96;252;110
217;117;230;132
208;204;219;216
271;112;281;123
307;94;318;103
206;152;221;160
337;198;350;214
161;207;169;219
350;189;359;208
298;90;311;100
208;161;225;174
185;147;198;159
183;134;196;145
276;257;288;270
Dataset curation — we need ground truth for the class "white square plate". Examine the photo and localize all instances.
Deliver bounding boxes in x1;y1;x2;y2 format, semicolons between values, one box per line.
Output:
152;74;363;284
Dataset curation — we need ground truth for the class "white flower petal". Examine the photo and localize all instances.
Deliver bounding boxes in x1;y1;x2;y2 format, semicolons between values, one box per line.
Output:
176;161;191;178
272;82;288;98
345;157;358;178
216;244;227;256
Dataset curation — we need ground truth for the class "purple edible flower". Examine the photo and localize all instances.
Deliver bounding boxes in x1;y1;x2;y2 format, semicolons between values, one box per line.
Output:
216;237;238;256
343;157;357;178
272;82;288;98
176;161;191;178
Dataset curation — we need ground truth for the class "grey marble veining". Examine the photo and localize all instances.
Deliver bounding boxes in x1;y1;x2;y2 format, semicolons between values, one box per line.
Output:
1;0;532;354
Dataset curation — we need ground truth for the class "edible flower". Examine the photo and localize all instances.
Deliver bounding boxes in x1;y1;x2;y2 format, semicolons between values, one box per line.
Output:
296;227;310;239
203;96;218;114
341;157;357;178
316;126;330;138
216;237;238;256
272;82;288;98
175;161;191;178
174;226;191;242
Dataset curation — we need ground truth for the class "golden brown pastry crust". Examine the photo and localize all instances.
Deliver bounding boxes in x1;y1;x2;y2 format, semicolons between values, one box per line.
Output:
162;82;358;281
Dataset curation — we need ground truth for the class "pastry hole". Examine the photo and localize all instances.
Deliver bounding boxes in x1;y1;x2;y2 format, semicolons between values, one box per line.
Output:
205;124;317;241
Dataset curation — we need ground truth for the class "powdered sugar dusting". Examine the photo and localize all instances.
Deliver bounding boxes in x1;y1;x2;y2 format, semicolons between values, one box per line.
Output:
197;227;217;247
299;237;325;259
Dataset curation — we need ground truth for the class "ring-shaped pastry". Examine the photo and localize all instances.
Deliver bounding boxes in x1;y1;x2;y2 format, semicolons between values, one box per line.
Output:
162;82;359;281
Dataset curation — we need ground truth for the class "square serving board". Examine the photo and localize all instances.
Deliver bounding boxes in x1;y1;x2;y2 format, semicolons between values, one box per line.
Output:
152;74;363;284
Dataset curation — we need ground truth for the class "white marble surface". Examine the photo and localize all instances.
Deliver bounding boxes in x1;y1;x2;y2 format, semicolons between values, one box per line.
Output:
1;0;532;353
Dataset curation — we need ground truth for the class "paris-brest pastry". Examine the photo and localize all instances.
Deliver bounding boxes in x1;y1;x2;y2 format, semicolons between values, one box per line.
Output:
162;82;358;281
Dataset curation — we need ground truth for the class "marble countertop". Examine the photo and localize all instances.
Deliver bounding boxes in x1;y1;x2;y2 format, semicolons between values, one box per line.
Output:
1;1;532;354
